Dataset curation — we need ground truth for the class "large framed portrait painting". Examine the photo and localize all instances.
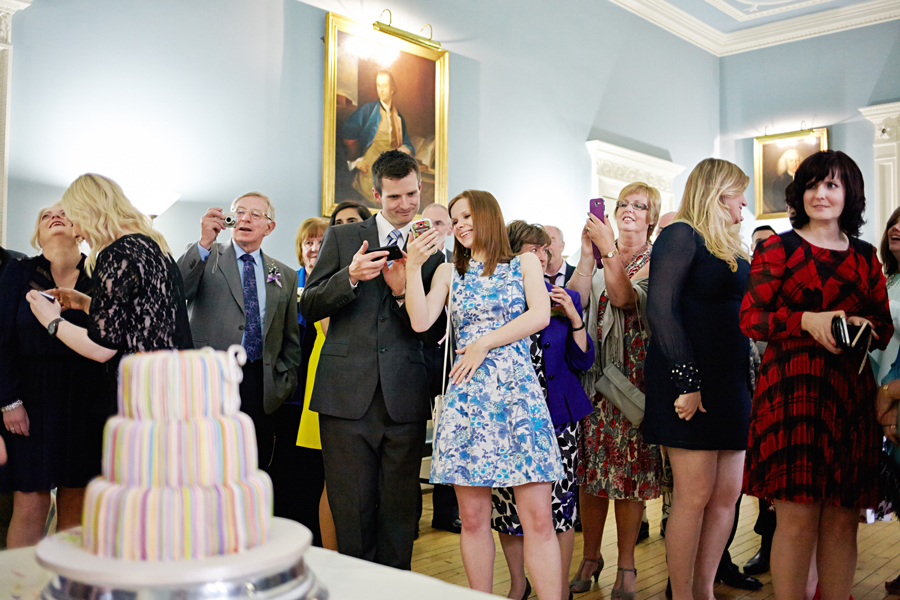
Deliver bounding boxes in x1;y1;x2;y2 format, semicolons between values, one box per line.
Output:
321;13;449;216
753;128;828;219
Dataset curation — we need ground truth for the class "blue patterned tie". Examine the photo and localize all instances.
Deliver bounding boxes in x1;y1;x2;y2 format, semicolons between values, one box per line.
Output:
387;229;401;267
240;254;263;362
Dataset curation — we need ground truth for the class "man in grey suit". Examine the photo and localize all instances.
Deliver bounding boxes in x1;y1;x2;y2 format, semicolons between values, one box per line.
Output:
301;151;445;569
177;192;301;471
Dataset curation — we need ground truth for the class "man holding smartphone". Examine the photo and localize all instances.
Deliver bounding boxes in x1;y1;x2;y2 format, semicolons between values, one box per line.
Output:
300;150;446;569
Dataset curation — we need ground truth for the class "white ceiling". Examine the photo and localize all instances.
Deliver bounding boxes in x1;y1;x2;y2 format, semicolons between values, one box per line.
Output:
610;0;900;54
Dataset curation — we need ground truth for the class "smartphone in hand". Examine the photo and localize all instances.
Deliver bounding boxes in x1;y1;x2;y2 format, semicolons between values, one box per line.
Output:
590;198;606;267
366;245;404;261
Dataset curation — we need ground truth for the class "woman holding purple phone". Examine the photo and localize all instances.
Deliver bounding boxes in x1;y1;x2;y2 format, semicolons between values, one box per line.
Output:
567;183;663;599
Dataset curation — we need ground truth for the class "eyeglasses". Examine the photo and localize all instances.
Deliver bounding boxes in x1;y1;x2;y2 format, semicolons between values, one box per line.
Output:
235;208;272;222
616;201;649;211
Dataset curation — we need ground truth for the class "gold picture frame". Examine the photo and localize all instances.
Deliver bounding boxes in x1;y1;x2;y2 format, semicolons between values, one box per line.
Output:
321;12;449;216
753;128;828;219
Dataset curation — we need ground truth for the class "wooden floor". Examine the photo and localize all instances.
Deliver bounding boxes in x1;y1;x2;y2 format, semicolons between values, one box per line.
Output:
412;494;900;600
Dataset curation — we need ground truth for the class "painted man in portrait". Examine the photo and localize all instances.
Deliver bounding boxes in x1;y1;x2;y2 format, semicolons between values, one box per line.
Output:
343;70;415;200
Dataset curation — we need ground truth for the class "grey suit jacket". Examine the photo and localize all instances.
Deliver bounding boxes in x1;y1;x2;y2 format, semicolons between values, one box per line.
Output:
178;241;301;414
300;216;445;422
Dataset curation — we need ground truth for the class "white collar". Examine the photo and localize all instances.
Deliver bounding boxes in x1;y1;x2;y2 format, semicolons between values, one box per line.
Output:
375;212;413;246
232;239;263;264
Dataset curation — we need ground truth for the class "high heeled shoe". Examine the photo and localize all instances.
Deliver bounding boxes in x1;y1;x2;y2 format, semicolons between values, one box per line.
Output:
520;578;531;600
611;567;637;600
569;556;603;593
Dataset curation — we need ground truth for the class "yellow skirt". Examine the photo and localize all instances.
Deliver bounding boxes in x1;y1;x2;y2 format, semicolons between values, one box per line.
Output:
296;321;324;449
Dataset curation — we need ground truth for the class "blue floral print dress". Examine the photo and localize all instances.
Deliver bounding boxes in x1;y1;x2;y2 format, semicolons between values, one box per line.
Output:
430;256;564;487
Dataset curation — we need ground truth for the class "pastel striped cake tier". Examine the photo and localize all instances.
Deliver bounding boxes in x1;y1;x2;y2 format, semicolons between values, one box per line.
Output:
81;346;273;561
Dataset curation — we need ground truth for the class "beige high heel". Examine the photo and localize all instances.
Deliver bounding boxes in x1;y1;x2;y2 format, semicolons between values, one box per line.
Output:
611;567;637;600
569;556;604;593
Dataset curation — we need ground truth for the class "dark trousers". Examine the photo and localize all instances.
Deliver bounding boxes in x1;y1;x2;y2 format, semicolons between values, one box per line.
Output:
432;484;459;523
240;360;275;471
269;402;326;547
320;385;426;570
755;498;776;540
719;497;742;570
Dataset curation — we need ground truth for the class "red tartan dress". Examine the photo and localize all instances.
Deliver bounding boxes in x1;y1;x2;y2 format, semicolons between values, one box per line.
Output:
741;231;892;508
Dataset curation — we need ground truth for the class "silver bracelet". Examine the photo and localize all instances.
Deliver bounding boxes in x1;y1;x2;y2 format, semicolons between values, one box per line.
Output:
1;399;23;412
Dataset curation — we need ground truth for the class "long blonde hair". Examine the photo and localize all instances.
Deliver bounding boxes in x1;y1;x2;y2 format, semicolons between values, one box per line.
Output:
674;158;750;272
59;174;172;273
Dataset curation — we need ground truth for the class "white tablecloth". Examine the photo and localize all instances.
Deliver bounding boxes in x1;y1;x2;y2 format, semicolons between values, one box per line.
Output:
0;545;492;600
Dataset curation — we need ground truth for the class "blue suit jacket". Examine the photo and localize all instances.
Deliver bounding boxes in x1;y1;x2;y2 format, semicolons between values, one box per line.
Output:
342;100;415;157
541;282;594;425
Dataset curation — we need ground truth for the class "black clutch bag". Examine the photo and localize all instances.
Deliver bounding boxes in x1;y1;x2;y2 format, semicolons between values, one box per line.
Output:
831;315;870;349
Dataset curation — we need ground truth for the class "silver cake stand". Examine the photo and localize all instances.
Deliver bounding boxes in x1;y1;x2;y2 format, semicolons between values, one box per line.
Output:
35;517;328;600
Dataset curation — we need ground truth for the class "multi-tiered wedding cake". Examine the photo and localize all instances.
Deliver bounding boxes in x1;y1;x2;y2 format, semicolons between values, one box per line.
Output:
36;347;324;599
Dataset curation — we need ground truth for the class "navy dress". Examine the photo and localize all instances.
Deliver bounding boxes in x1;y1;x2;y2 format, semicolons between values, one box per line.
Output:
643;222;752;451
0;255;110;492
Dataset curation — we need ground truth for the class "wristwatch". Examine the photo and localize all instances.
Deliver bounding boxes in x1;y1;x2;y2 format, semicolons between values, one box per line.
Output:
47;317;65;338
601;248;618;259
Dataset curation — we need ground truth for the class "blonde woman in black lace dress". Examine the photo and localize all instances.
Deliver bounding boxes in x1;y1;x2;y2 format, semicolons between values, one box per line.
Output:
26;174;192;375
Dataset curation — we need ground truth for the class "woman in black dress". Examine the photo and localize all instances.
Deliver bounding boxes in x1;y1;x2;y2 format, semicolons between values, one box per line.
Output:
644;159;752;600
0;205;108;547
26;174;191;383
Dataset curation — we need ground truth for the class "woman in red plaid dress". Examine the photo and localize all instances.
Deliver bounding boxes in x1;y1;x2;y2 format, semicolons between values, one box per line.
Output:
741;150;892;600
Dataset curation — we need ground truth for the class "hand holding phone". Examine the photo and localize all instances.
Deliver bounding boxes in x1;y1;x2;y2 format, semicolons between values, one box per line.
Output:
39;291;56;303
589;198;607;267
366;245;404;261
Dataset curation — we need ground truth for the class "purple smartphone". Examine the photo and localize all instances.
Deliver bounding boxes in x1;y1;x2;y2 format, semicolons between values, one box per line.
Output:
589;198;605;267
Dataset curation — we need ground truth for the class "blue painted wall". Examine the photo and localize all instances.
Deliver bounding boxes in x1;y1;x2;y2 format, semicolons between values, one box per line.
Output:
6;0;719;264
719;20;900;245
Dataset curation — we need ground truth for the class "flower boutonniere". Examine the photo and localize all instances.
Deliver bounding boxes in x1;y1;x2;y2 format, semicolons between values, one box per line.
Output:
266;265;282;288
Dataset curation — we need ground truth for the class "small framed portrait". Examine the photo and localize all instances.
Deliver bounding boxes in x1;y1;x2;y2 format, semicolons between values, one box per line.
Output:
753;128;828;219
321;12;449;216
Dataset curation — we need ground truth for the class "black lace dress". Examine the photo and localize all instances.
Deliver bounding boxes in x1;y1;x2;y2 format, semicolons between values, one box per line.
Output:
0;255;110;491
87;234;193;387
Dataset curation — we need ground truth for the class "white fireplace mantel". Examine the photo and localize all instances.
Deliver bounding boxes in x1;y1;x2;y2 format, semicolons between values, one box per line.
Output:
860;102;900;234
0;0;31;248
586;140;686;216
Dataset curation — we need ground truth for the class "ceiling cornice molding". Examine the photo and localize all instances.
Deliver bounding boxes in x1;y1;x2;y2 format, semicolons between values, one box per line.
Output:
705;0;834;22
608;0;900;56
609;0;727;54
860;101;900;122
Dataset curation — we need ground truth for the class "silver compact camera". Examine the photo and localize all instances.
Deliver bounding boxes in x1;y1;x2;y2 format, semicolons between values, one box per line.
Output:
223;212;238;228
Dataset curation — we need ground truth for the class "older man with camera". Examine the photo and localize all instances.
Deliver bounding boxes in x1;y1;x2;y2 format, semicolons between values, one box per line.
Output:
178;192;301;473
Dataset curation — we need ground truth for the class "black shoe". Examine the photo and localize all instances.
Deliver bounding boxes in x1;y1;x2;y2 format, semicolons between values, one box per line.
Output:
665;578;672;599
716;565;763;591
574;514;582;532
432;517;462;534
743;548;770;575
660;517;667;538
637;520;650;542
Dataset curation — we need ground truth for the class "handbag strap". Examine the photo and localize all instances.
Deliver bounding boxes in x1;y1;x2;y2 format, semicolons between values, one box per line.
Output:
440;273;453;395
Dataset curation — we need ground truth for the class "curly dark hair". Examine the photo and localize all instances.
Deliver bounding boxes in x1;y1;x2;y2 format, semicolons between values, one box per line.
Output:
785;150;865;237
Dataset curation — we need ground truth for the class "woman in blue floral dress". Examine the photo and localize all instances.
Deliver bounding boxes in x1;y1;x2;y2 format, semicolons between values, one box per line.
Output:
406;190;564;599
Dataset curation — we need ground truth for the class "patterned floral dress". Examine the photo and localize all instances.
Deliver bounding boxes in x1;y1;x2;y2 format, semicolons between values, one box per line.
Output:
578;243;661;500
742;232;892;508
431;257;564;487
490;333;581;534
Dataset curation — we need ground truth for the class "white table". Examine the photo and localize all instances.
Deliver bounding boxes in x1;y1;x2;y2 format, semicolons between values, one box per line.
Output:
0;545;492;600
